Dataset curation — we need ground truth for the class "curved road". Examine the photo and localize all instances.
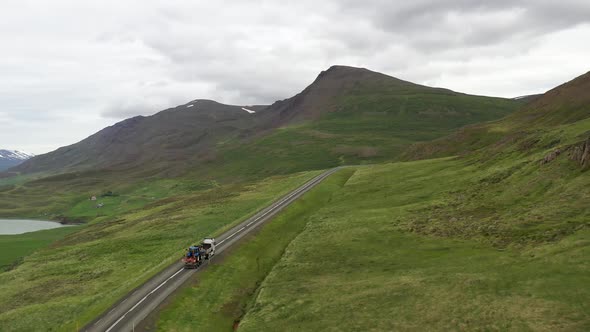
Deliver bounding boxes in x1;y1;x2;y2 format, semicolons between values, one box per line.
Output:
83;167;340;332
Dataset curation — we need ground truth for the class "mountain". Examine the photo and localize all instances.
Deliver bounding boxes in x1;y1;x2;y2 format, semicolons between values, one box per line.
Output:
213;65;522;175
12;100;273;176
512;94;542;104
267;65;516;124
8;65;522;178
403;70;590;161
0;149;34;171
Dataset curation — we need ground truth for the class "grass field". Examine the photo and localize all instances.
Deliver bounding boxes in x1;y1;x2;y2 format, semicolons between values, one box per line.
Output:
237;158;589;331
0;170;319;331
0;226;82;271
0;68;584;331
155;169;355;331
154;155;588;331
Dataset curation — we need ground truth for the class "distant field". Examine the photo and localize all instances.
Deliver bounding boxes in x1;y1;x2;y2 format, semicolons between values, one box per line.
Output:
156;156;589;331
0;170;320;331
0;226;81;270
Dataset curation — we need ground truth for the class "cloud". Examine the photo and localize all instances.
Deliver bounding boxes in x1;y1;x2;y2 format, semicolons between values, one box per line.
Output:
1;0;589;154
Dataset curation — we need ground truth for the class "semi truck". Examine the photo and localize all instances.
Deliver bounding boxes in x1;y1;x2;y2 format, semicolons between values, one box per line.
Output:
200;238;216;259
182;238;216;269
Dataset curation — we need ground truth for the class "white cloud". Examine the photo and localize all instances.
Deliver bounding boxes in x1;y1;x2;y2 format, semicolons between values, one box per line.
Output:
0;0;589;154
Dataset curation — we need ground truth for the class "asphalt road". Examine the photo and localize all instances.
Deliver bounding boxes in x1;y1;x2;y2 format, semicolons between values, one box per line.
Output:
83;167;340;332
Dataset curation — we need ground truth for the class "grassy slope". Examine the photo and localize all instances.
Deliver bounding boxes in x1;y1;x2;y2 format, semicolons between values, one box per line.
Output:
155;169;355;331
0;226;81;270
403;71;590;162
0;67;571;331
0;170;319;331
215;86;520;177
238;158;589;331
0;86;519;331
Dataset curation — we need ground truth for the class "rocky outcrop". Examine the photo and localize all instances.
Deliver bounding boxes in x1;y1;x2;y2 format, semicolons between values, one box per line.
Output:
569;137;590;169
540;149;561;165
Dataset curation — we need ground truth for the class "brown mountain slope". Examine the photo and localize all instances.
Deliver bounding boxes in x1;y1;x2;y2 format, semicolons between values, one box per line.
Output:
403;70;590;161
8;65;521;177
13;100;270;175
265;65;430;123
509;71;590;126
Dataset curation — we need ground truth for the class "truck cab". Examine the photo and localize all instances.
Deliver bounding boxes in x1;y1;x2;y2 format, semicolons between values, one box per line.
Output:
201;238;216;259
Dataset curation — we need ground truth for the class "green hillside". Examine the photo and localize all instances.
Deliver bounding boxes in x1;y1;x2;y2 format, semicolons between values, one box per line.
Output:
0;171;320;331
210;66;521;177
0;66;520;218
404;71;590;162
237;160;588;331
153;156;589;331
152;71;590;331
1;67;584;331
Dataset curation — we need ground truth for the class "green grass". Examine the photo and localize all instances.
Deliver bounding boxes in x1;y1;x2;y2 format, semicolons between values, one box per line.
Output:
0;68;583;331
0;226;82;271
0;170;319;331
209;86;520;178
0;169;222;225
154;155;588;331
241;229;589;331
236;158;589;331
155;169;355;331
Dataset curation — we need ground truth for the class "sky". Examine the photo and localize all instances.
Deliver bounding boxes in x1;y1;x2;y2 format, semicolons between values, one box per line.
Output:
1;1;589;155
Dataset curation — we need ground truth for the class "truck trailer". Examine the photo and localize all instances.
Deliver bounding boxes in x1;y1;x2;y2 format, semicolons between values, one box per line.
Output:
181;238;216;269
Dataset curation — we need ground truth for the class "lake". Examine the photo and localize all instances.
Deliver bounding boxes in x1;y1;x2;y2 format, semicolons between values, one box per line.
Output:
0;219;66;235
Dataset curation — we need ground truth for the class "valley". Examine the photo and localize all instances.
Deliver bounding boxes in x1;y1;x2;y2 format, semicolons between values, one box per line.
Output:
0;66;588;331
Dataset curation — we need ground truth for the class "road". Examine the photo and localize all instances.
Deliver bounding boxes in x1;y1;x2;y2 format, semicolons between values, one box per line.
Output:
83;167;340;332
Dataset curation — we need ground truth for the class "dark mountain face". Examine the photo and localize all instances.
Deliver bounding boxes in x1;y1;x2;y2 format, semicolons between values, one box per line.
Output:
10;65;521;176
263;65;427;124
9;66;420;175
13;100;270;175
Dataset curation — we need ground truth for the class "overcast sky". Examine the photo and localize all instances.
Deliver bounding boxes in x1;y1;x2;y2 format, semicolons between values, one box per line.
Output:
1;0;589;154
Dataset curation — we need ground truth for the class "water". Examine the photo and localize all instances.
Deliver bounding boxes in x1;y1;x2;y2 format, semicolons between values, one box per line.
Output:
0;219;65;235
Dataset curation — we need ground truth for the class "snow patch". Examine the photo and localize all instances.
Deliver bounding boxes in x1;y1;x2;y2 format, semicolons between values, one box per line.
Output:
0;149;34;161
186;104;194;108
241;107;255;114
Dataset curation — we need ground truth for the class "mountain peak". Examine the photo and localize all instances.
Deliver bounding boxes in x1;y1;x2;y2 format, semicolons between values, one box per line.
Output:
263;65;423;124
0;149;34;160
316;65;387;81
324;64;371;73
0;149;34;171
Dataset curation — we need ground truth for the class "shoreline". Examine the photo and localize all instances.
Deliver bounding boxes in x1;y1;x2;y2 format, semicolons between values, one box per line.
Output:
0;218;77;236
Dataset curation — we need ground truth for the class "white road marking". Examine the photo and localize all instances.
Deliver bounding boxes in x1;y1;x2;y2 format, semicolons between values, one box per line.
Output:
105;268;185;332
241;107;255;114
93;318;103;326
218;171;334;245
102;169;337;332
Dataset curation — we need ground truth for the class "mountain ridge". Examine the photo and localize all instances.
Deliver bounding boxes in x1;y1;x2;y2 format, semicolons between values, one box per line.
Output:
6;65;521;177
0;149;34;171
402;70;590;162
